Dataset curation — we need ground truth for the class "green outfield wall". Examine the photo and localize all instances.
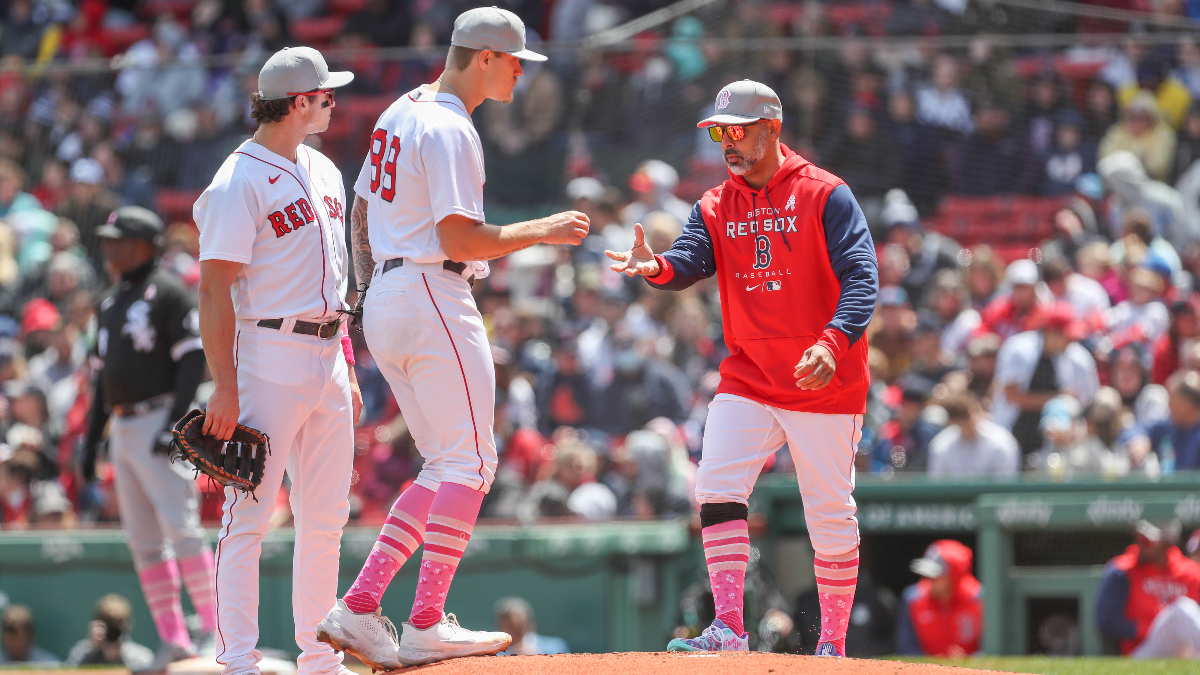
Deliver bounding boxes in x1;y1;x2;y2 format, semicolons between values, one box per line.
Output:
7;474;1200;659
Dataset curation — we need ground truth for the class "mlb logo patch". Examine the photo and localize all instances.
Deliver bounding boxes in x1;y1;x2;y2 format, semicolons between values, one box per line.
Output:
766;281;782;291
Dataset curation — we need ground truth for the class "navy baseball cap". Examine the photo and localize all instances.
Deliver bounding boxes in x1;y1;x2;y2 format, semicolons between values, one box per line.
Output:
95;206;164;245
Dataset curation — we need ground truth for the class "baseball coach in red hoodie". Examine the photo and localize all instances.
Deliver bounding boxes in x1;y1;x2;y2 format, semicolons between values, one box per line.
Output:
607;80;879;658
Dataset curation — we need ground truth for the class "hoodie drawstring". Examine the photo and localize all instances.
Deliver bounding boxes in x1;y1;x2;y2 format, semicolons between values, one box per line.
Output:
762;186;790;252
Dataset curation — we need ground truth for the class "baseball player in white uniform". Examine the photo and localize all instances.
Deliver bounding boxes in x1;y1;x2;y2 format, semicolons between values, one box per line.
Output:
314;7;589;669
192;47;362;675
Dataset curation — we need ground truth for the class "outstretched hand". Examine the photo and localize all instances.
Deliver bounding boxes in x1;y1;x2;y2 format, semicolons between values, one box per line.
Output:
604;223;660;277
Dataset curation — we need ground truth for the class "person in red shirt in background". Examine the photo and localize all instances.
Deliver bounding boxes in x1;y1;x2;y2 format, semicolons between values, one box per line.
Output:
1096;520;1200;658
1151;296;1199;385
895;540;983;657
977;260;1047;340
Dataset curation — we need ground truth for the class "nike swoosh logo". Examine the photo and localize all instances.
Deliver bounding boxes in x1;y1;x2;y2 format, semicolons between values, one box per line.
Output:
746;284;761;291
269;174;281;184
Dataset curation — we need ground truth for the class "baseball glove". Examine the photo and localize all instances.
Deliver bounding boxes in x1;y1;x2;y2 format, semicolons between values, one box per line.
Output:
168;409;270;497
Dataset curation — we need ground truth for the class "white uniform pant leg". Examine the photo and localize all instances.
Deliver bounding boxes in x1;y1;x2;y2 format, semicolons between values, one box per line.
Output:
694;394;787;505
288;341;354;675
364;270;497;493
214;329;341;675
110;405;207;569
777;410;861;557
1133;597;1200;659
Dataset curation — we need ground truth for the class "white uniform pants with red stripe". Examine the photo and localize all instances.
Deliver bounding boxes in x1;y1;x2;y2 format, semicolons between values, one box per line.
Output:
214;326;354;675
696;393;860;556
364;260;497;492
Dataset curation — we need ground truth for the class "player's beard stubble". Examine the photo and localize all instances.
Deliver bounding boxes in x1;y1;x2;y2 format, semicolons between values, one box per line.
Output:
725;132;769;176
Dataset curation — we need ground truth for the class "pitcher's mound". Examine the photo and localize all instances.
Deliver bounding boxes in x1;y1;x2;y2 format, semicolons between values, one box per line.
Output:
402;652;1024;674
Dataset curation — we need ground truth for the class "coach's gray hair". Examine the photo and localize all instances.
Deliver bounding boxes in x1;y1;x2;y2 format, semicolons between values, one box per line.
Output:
446;45;482;72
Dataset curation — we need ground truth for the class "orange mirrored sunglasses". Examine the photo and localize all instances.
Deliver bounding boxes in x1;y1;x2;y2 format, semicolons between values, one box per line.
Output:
708;120;761;142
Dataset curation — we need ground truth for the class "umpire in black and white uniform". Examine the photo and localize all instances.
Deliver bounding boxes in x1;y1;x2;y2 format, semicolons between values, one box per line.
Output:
83;206;216;667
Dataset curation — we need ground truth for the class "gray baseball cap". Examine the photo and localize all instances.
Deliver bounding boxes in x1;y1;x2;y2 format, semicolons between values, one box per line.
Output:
451;6;547;62
258;46;354;101
697;80;783;128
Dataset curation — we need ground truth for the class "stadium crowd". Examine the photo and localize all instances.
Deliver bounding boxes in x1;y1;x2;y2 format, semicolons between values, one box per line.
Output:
5;0;1200;531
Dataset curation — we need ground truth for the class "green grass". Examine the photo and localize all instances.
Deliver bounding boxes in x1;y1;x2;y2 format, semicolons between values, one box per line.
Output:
892;656;1198;675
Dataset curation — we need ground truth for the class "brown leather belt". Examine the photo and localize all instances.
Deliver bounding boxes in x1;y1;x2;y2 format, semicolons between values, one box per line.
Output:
256;317;341;339
381;258;474;286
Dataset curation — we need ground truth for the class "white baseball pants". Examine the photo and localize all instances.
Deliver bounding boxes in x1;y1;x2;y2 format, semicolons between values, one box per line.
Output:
214;325;354;675
110;404;208;570
364;260;497;493
1133;596;1200;659
697;393;861;556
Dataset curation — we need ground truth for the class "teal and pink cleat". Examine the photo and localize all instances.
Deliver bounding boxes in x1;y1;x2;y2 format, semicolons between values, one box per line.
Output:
666;618;749;652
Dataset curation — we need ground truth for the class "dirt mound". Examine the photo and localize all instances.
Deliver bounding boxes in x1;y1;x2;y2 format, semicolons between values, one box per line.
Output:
405;653;1025;675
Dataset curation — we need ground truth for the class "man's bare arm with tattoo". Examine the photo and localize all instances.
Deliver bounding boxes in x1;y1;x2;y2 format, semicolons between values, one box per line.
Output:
435;211;590;263
350;195;374;285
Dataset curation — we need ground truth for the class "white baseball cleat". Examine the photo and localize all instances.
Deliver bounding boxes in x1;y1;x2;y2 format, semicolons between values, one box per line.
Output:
396;612;511;666
316;599;403;672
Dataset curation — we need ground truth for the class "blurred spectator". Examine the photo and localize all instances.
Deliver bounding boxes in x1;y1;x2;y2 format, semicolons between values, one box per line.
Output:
620;160;692;231
965;333;1001;401
1042;255;1110;317
926;269;980;357
494;597;569;655
964;245;1005;310
1145;370;1200;472
1096;520;1200;656
895;540;983;657
1099;93;1178;183
880;89;944;212
114;14;207;118
1086;80;1120;144
1040;200;1103;267
1109;209;1183;283
824;105;898;204
1039;110;1096;196
992;302;1100;457
954;97;1025;195
65;594;154;669
1189;529;1200;564
0;605;59;664
479;32;565;206
880;189;961;303
0;449;38;527
1100;152;1191;253
55;158;121;271
1153;297;1200;384
1171;103;1200;184
1117;59;1191;131
928;390;1019;478
0;160;41;217
870;375;942;474
977;260;1046;340
1103;267;1171;350
916;54;973;135
605;429;690;519
868;286;916;383
593;335;688;435
119;114;178;195
175;106;241;190
518;439;612;521
345;0;413;48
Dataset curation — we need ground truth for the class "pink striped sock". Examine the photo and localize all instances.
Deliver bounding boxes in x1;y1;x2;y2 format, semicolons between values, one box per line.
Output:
138;560;193;649
815;547;859;653
178;550;217;633
343;484;437;614
703;519;750;637
408;482;484;630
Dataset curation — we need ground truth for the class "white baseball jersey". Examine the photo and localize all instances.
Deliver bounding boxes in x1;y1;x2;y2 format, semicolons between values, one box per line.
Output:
354;86;488;277
194;140;349;320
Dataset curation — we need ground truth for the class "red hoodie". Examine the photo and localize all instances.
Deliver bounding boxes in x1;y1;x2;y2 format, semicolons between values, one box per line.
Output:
900;540;983;657
647;145;878;413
